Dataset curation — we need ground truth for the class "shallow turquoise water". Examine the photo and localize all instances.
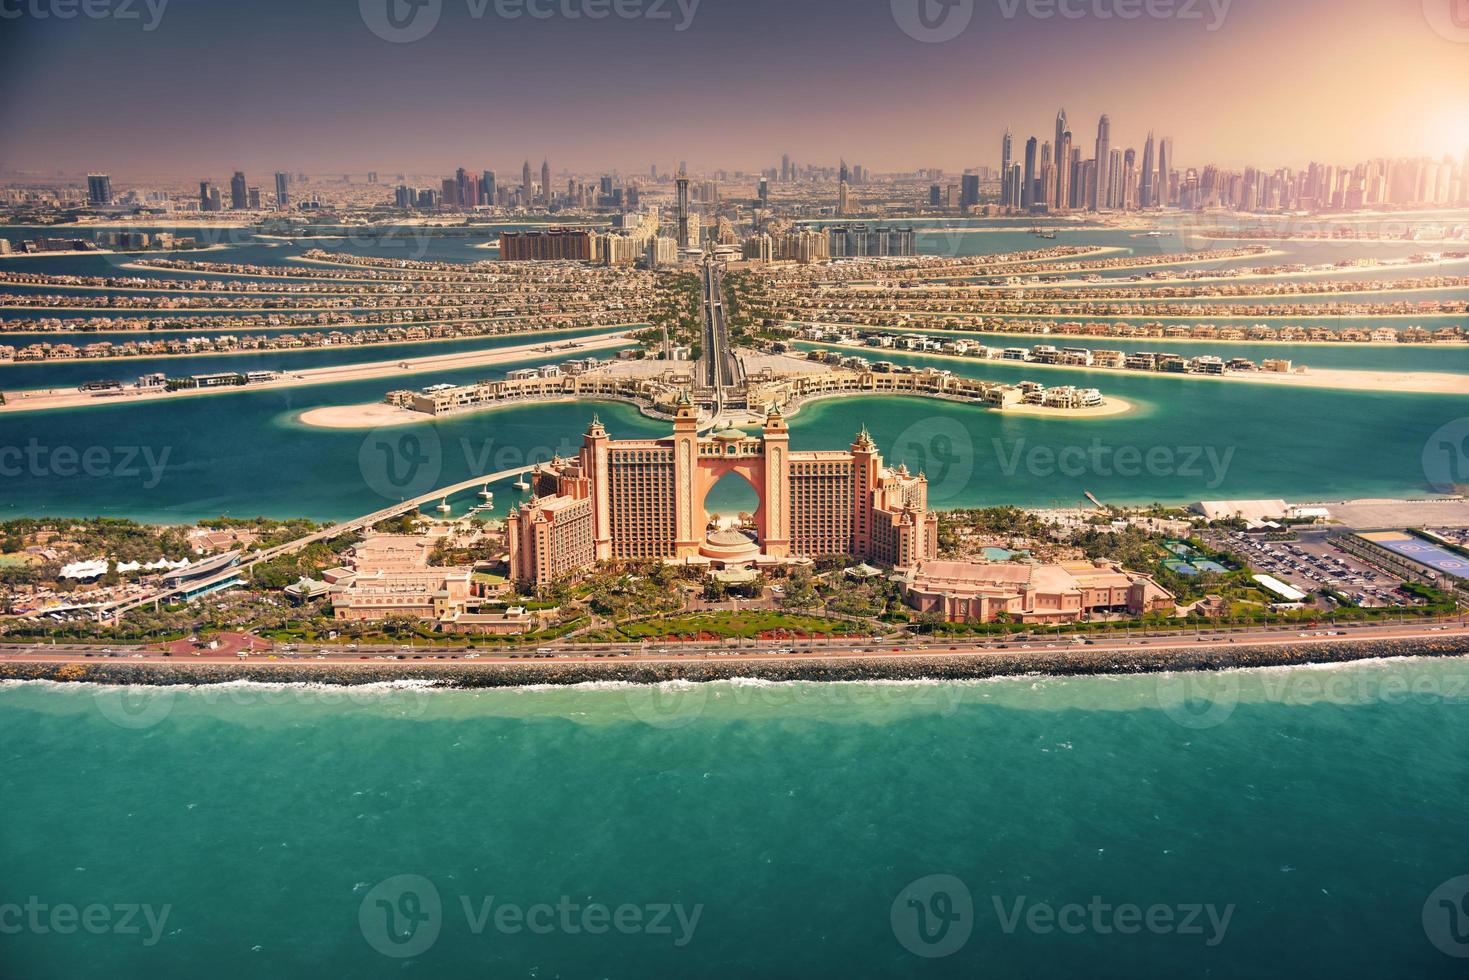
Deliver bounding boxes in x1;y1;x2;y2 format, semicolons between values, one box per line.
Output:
3;657;1468;977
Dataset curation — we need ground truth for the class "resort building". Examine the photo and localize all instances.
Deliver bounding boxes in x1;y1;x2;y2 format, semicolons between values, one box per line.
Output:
507;399;938;587
899;558;1175;624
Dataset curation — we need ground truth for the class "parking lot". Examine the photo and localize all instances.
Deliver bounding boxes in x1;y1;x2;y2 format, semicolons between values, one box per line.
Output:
1209;529;1410;608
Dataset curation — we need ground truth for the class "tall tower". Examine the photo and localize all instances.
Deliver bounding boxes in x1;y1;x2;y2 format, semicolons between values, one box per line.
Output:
1022;137;1038;209
1139;132;1156;208
1157;138;1173;207
1093;114;1111;211
540;159;551;205
1001;128;1013;206
274;172;290;210
521;160;533;204
1056;130;1073;210
672;391;700;558
675;174;691;247
1053;109;1069;207
761;405;791;558
582;415;612;560
230;171;248;210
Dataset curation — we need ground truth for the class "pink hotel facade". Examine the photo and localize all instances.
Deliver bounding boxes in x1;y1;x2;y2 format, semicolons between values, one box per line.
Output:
508;398;938;587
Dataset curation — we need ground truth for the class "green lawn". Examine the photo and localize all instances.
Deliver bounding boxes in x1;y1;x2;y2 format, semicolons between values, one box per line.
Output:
583;611;864;643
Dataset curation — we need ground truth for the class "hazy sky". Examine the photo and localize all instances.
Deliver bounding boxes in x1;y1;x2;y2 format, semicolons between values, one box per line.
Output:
1;0;1466;177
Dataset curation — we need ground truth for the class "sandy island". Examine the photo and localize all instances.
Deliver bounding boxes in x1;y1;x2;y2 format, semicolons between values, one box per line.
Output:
0;331;632;414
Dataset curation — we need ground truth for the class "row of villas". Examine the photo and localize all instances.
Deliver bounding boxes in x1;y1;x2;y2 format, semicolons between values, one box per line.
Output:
388;358;1105;420
775;308;1468;344
797;328;1296;376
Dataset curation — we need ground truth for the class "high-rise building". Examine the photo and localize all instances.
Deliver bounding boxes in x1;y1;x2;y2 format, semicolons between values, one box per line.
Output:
1022;137;1038;209
522;160;533;204
1056;130;1073;210
1053;109;1069;207
1000;128;1013;206
675;175;691;247
482;170;497;205
1007;164;1023;209
540;160;551;205
960;173;980;210
1139;132;1156;208
781;154;791;182
230;171;248;210
1108;148;1124;211
1092;115;1111;211
274;172;290;210
86;173;112;206
1157;138;1173;207
1121;148;1137;210
758;176;769;205
837;179;850;216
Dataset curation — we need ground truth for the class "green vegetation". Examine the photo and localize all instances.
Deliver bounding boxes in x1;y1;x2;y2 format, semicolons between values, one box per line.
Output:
578;610;865;643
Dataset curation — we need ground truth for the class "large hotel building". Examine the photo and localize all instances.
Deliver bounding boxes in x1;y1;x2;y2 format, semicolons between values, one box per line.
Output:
507;398;937;587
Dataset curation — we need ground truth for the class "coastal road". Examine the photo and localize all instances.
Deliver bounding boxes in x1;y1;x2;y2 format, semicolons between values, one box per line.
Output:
6;619;1467;670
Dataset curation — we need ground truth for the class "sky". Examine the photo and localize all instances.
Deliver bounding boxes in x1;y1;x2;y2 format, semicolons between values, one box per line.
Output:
1;0;1467;178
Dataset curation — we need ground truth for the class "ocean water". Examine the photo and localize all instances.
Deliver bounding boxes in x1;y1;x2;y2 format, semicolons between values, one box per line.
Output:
3;657;1469;977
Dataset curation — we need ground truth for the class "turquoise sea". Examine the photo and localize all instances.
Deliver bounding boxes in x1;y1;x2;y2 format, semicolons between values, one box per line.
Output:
3;657;1469;977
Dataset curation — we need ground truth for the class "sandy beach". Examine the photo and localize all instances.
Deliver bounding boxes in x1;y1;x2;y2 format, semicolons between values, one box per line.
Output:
296;401;434;428
0;331;632;413
807;339;1469;395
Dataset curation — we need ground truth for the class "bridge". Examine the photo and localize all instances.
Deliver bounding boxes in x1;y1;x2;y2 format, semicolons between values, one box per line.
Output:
97;465;536;622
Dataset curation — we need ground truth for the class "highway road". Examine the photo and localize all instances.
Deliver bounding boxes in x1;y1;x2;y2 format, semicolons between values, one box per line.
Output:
5;618;1466;670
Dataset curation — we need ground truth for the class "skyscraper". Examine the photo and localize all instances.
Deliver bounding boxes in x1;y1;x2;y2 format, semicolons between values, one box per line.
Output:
199;180;211;211
781;154;791;182
1139;132;1156;208
1092;115;1111;211
482;170;496;205
540;160;551;205
522;161;533;204
230;171;248;210
758;176;769;205
1056;129;1073;210
86;173;112;206
960;173;980;210
1022;137;1038;209
1001;128;1013;207
1053;109;1069;207
274;172;290;210
1157;138;1173;207
675;174;691;247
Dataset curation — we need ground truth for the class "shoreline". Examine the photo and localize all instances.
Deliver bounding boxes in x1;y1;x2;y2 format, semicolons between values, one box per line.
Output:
803;339;1469;395
3;635;1467;688
0;331;632;413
